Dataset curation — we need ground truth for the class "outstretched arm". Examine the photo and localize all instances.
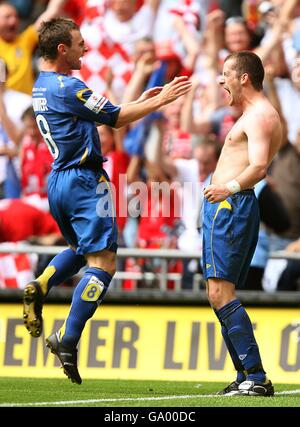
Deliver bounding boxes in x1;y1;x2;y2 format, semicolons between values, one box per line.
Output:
34;0;67;30
114;76;191;129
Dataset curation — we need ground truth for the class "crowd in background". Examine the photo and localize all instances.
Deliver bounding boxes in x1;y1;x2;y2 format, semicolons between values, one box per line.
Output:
1;0;300;292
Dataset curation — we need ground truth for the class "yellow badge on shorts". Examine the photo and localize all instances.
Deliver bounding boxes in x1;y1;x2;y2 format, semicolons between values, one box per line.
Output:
81;276;104;302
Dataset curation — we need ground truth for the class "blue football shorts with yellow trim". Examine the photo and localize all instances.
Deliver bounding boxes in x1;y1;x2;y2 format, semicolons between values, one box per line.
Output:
48;166;118;255
202;190;259;288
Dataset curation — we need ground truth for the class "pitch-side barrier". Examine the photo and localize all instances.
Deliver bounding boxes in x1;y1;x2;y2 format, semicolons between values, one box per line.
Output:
0;243;299;306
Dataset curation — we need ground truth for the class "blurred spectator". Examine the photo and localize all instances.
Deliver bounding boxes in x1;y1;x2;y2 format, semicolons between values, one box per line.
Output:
121;14;199;158
223;15;256;53
162;134;221;251
256;2;300;141
0;71;26;198
121;37;165;157
61;0;88;25
248;53;300;292
136;160;179;250
162;97;193;160
123;36;159;103
99;124;130;236
268;125;300;251
154;12;200;81
262;122;300;292
243;178;291;290
153;0;201;53
20;107;53;209
103;0;160;56
124;159;181;290
0;198;61;288
218;0;243;20
0;198;60;242
206;1;297;74
77;0;160;99
22;1;88;26
222;12;286;71
7;0;33;21
161;134;221;289
0;120;19;198
278;28;300;145
0;80;52;205
276;237;300;291
0;0;66;94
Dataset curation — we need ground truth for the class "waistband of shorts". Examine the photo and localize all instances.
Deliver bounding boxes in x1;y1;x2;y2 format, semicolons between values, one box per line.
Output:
79;160;104;171
54;160;104;172
232;188;254;196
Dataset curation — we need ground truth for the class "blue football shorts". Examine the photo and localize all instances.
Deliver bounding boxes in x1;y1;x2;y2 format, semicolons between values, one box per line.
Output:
48;166;118;255
202;190;259;288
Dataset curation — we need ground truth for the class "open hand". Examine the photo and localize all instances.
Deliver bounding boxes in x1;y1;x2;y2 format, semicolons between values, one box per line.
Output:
138;86;163;102
159;76;192;105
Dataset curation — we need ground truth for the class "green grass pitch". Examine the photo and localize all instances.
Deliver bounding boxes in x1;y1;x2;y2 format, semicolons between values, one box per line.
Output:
0;378;299;407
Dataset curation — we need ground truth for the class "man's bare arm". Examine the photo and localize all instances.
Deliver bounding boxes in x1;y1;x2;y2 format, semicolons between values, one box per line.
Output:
233;112;273;188
204;111;277;203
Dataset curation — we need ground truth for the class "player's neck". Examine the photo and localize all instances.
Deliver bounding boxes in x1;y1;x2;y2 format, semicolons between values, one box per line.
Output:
240;89;265;111
40;58;71;75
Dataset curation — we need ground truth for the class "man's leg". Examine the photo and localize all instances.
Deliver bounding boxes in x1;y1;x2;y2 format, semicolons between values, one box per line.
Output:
213;310;246;393
46;249;116;384
23;248;86;338
207;278;273;396
207;279;246;393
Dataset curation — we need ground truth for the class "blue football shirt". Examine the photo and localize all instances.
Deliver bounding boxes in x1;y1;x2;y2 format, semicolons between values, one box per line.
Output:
32;71;120;170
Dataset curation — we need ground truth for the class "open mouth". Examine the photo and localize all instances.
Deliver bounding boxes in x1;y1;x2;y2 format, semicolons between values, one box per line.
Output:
223;87;232;101
223;87;232;103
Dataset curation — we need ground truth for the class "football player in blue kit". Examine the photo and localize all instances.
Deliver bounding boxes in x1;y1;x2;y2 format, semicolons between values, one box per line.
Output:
202;51;282;396
23;17;191;384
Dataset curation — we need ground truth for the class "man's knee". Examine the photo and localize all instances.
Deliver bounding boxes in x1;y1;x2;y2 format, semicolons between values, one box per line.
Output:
207;285;224;309
207;278;236;309
85;249;117;277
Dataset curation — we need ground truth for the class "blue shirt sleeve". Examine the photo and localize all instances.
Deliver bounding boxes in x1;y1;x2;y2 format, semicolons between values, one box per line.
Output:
63;77;120;126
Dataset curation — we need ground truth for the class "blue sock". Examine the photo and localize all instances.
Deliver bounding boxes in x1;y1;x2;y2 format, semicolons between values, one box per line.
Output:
59;267;112;349
214;309;246;383
36;248;86;295
217;300;266;383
